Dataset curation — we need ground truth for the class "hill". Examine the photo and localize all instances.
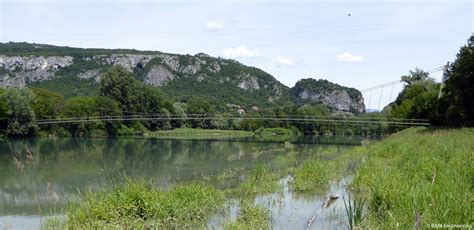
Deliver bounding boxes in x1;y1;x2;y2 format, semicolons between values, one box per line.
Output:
0;42;293;110
0;42;364;112
292;79;365;113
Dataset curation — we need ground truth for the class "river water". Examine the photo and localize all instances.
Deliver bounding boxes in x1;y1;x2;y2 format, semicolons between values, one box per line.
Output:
0;136;363;229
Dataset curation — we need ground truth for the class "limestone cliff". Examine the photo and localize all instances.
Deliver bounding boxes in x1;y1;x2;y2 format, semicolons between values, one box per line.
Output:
291;79;365;113
0;43;366;113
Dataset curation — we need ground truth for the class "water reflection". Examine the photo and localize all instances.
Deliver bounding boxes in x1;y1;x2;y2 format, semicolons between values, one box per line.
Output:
0;136;360;228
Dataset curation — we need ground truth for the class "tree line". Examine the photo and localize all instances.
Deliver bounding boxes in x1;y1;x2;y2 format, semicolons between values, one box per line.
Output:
0;35;471;138
0;65;387;138
385;35;473;127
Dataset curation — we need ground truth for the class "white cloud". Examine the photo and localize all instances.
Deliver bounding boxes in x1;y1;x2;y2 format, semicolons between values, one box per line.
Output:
205;20;224;31
336;52;364;63
276;56;296;67
222;46;259;58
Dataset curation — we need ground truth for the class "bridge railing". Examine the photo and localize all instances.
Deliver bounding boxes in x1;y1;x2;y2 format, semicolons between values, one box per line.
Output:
35;114;430;126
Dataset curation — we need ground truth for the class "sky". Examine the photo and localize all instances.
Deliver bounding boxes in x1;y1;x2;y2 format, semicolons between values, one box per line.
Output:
0;0;472;109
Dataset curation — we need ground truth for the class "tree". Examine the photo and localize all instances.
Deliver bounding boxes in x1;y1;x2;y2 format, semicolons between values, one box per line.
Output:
439;35;474;126
2;88;38;136
31;88;65;120
99;66;141;113
386;70;440;122
0;89;8;135
182;96;214;128
62;96;120;136
99;66;173;131
401;68;430;85
95;96;122;135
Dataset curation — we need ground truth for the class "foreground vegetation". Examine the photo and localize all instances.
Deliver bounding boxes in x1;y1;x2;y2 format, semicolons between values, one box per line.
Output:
47;182;223;229
40;127;473;229
353;127;473;228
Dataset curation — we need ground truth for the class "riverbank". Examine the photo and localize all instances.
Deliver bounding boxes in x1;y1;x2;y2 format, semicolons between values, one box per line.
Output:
37;127;474;228
351;127;473;229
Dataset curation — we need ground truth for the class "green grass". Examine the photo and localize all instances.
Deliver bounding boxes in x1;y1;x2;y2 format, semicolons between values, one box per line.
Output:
146;128;253;139
49;181;224;229
292;159;335;193
224;201;271;230
291;146;361;193
352;127;473;228
226;164;280;199
343;193;367;230
254;127;299;142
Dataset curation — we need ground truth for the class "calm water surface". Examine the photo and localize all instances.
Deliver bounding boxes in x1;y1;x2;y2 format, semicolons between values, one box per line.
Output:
0;136;363;229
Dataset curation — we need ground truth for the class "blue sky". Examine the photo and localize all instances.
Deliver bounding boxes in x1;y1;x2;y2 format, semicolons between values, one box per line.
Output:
1;0;472;109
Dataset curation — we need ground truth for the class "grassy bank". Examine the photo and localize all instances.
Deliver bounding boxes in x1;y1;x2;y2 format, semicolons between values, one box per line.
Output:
145;128;253;139
352;127;473;228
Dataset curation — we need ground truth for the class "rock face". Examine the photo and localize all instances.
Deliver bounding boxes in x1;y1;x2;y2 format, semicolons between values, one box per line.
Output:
292;79;365;113
238;73;260;90
145;65;175;86
0;42;291;108
0;43;366;113
0;55;73;87
102;54;158;72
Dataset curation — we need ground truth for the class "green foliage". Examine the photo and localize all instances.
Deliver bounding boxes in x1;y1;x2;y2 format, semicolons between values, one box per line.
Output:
352;128;473;228
65;181;224;228
227;164;279;199
179;96;215;128
62;96;121;136
400;68;430;85
31;88;65;120
224;201;270;230
0;89;8;133
160;59;293;110
0;42;161;56
29;76;98;98
1;88;37;136
438;35;474;126
343;193;367;230
147;128;252;139
387;35;474;127
99;66;142;112
254;127;298;142
388;78;440;121
292;158;332;193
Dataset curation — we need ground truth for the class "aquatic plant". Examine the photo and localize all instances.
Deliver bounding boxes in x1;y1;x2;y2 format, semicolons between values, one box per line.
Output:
342;193;366;229
224;200;270;230
62;181;224;228
227;164;279;199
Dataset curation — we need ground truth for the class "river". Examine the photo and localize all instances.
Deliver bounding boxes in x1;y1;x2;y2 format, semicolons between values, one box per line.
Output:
0;136;363;229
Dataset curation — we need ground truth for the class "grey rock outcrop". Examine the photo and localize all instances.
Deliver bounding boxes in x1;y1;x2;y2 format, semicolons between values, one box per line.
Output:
238;73;260;90
292;78;365;113
144;65;175;86
78;69;101;81
102;54;159;72
0;55;73;87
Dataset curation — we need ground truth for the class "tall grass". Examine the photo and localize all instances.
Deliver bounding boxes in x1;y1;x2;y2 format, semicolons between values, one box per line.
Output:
291;146;359;193
342;193;366;229
227;164;279;199
54;181;224;229
352;127;473;228
224;200;270;230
